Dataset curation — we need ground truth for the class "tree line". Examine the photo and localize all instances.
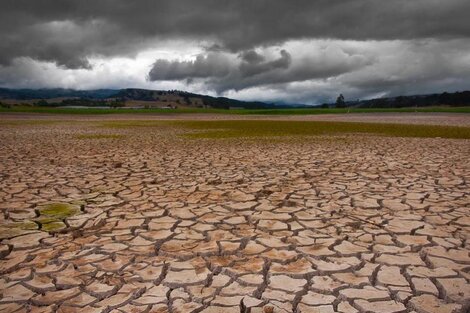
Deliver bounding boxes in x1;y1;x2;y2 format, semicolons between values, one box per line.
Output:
327;91;470;108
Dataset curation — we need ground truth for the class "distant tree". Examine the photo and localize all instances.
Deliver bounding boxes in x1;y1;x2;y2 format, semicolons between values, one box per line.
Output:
394;96;404;108
110;99;125;108
438;92;451;105
0;101;11;109
35;99;49;107
335;94;346;108
321;103;329;109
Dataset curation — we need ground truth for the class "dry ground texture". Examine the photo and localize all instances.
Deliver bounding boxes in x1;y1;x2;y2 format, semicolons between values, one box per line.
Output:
0;113;469;313
1;112;470;127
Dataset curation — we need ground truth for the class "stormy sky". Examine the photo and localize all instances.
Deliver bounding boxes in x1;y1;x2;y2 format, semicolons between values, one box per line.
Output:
1;0;470;104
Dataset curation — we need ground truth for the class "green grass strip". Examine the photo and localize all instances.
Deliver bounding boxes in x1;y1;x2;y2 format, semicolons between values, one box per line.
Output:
174;120;470;139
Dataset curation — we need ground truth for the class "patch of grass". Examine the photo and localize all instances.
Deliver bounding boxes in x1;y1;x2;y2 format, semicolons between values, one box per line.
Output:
100;121;170;128
1;106;469;115
75;134;124;139
174;120;470;139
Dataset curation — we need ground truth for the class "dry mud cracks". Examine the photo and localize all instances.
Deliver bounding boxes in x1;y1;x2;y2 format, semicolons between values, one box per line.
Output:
0;119;469;313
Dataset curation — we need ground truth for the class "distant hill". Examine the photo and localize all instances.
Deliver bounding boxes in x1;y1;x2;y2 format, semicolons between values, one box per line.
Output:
115;88;276;109
0;87;278;109
2;87;470;109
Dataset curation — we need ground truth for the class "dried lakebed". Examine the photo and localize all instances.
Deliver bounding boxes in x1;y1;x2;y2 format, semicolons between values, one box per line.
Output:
0;117;469;313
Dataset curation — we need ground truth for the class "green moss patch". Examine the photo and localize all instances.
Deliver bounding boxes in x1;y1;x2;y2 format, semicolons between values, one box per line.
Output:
39;202;80;218
41;221;67;232
174;120;470;140
35;202;80;232
0;203;82;238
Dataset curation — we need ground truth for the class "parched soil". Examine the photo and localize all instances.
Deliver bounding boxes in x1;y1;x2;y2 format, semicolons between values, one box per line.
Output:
0;115;469;313
1;112;470;126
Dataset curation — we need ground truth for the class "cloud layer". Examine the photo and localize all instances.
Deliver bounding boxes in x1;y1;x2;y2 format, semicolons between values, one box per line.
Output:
1;0;470;104
147;39;470;101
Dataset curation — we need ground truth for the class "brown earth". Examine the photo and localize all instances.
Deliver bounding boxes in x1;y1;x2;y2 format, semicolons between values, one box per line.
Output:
0;114;469;313
1;112;470;126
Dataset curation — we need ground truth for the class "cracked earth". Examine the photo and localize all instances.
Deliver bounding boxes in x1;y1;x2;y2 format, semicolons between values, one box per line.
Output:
0;116;469;313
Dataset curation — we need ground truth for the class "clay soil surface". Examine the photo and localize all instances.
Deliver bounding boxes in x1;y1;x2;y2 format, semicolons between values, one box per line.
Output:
1;112;470;126
0;113;469;313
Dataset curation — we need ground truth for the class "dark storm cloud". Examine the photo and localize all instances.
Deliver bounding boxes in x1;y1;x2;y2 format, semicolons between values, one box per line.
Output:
148;49;293;83
240;51;266;65
1;0;470;104
148;47;371;93
1;0;470;68
146;38;470;101
239;50;291;77
148;53;232;81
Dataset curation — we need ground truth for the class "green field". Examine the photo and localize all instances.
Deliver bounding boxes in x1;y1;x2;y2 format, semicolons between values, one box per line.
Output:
1;106;469;115
177;120;470;139
99;120;470;139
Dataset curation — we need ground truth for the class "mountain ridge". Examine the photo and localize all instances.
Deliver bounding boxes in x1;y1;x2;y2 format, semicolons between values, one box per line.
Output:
0;88;280;109
1;87;470;109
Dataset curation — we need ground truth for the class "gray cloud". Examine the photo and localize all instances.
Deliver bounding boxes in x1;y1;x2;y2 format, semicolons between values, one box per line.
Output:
148;49;294;90
240;51;265;65
147;38;470;102
1;0;470;68
148;53;232;81
239;50;291;77
148;45;372;93
1;1;470;105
